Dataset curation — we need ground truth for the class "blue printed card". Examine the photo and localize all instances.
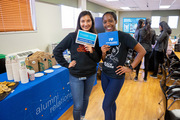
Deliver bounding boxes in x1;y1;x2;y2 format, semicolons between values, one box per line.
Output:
98;31;119;47
76;30;97;47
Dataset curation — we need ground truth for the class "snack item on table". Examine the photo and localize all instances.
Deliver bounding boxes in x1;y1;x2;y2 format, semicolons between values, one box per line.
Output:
1;81;8;85
0;81;15;94
7;82;16;86
0;84;6;87
0;89;4;94
0;81;15;86
2;87;11;92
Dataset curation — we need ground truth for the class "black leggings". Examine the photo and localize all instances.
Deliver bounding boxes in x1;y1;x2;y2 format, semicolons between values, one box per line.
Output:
135;51;151;79
153;51;164;75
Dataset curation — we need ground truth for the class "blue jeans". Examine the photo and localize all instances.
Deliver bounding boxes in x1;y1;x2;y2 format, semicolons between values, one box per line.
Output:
69;73;96;120
101;72;125;120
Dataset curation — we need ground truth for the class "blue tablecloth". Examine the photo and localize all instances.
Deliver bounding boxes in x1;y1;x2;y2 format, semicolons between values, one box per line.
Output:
0;67;73;120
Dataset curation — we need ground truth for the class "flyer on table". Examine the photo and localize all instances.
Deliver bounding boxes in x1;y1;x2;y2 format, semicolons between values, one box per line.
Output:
98;31;119;47
75;30;97;47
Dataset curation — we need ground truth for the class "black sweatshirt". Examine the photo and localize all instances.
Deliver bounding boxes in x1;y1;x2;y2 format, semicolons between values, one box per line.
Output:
53;32;102;77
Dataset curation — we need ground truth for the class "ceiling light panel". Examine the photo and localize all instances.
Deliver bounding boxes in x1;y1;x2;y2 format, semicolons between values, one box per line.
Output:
106;0;119;1
159;5;170;9
120;7;131;10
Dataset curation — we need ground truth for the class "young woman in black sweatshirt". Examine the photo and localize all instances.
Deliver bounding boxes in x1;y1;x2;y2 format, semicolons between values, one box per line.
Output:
53;11;101;120
134;18;156;81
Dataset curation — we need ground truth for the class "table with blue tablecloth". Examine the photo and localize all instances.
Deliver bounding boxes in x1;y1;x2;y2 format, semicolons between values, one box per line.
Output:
0;67;73;120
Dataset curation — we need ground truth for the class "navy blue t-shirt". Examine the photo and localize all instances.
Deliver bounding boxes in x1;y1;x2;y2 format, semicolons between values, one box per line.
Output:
102;31;138;79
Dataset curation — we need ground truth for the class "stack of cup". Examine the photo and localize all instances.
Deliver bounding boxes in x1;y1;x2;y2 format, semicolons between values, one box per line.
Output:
11;55;21;82
5;56;14;80
19;61;29;84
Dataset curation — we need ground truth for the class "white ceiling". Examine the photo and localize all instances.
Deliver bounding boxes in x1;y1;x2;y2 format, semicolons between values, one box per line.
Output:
88;0;180;11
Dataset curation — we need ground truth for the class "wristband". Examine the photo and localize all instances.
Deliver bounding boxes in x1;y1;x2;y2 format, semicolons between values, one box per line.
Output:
129;64;133;70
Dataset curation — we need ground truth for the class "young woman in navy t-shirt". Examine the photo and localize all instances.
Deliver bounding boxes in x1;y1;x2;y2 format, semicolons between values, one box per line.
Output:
100;12;146;120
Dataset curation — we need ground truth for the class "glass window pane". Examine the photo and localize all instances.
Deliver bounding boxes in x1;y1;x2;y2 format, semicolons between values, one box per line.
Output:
61;5;74;28
74;8;81;28
151;16;160;28
168;16;179;29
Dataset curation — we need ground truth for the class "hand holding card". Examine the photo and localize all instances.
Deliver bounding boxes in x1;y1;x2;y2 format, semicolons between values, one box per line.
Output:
84;45;93;53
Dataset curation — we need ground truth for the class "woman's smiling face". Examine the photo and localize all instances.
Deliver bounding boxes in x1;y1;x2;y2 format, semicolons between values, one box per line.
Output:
80;15;92;32
102;14;117;32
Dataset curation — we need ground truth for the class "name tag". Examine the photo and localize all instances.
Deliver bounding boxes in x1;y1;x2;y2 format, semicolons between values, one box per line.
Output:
79;77;87;80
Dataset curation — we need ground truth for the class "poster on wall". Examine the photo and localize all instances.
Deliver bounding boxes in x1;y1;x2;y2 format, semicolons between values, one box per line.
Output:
123;23;129;33
123;18;146;33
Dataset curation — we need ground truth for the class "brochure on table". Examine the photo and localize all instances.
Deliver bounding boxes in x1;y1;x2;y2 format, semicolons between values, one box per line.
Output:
98;31;119;47
76;30;97;47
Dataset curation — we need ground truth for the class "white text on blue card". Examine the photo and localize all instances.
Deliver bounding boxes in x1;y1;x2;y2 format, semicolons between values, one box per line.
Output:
76;30;97;47
98;31;119;47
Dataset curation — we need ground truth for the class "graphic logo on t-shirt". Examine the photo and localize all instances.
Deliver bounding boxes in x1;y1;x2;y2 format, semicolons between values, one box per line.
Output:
77;45;94;53
77;45;86;52
104;43;121;69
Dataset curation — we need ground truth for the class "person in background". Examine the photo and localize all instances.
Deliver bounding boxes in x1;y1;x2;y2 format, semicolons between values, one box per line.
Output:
100;11;146;120
132;19;145;61
134;19;145;40
53;11;101;120
150;21;172;78
134;18;156;82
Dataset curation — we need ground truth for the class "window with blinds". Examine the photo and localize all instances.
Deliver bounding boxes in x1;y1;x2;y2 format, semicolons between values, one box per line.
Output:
0;0;36;32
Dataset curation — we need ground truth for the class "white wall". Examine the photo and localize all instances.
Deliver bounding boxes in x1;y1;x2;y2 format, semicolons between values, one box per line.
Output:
0;1;74;55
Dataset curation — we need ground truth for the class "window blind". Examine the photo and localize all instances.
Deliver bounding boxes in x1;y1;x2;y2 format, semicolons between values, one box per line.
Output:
0;0;34;32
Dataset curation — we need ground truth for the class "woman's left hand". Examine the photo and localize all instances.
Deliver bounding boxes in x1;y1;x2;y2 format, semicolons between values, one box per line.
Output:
84;45;93;53
115;65;132;75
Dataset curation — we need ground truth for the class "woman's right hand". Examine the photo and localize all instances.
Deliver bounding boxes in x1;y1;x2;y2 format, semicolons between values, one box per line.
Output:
68;60;76;68
101;45;111;54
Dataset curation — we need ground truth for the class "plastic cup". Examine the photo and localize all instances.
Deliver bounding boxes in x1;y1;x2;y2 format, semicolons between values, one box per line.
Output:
28;70;35;81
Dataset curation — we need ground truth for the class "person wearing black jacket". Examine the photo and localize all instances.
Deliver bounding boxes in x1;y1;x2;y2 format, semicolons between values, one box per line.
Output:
132;19;145;60
134;19;145;41
134;19;156;81
150;21;172;78
53;11;101;120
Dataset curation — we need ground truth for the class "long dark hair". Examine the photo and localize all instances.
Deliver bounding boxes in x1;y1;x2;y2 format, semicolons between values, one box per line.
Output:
159;21;172;35
75;11;96;33
136;19;144;31
102;11;117;21
144;18;151;40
